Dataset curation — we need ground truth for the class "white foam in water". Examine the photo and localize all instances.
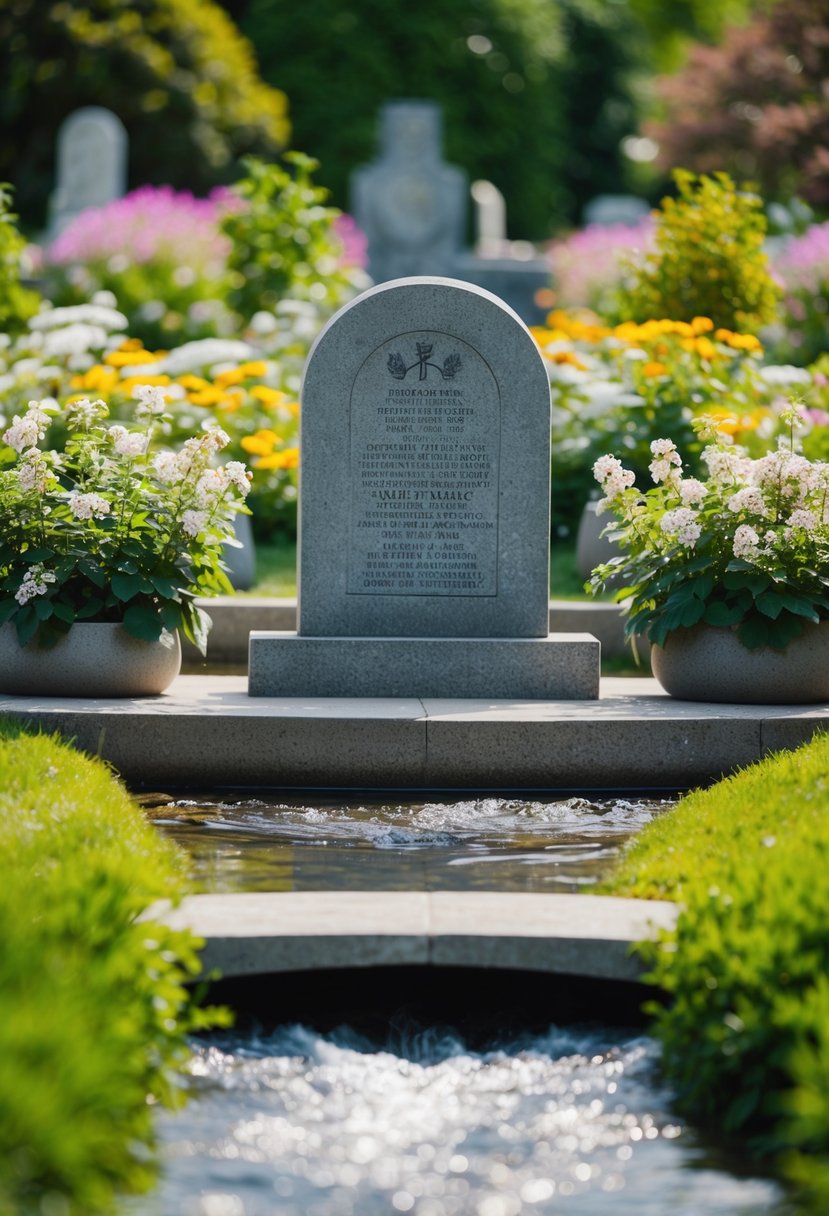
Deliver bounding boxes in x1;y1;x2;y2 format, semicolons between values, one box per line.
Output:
129;1027;785;1216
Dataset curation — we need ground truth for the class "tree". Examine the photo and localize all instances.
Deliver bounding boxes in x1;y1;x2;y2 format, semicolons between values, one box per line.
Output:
646;0;829;209
0;0;290;230
243;0;649;239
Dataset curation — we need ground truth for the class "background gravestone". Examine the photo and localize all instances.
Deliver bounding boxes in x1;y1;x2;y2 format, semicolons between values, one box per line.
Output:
48;107;128;239
248;277;599;699
352;102;466;283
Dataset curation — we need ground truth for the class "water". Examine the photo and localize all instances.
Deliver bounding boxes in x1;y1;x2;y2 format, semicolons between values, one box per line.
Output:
143;793;669;894
131;1024;787;1216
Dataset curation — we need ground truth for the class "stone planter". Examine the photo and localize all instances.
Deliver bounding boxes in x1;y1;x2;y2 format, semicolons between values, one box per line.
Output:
0;622;181;697
576;501;622;582
650;621;829;704
224;512;256;591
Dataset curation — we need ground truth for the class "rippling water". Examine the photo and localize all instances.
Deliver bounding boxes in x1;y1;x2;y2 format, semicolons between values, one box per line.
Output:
130;1024;786;1216
144;794;670;894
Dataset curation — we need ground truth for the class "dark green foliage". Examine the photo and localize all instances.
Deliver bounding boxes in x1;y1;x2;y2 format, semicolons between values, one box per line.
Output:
244;0;647;238
0;0;290;230
604;733;829;1206
0;721;229;1213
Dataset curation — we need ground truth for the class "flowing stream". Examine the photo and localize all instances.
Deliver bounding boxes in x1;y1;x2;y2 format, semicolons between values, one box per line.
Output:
135;794;791;1214
143;792;671;894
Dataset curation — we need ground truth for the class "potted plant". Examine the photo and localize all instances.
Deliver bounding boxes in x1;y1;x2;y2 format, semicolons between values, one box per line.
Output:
0;386;251;695
587;407;829;702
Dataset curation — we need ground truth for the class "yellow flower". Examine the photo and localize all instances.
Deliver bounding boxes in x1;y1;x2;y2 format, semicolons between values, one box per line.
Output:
691;316;714;334
221;390;245;414
70;364;119;394
546;350;588;371
254;447;300;470
694;337;717;361
104;349;160;368
241;429;279;456
641;360;668;378
176;374;212;393
187;386;226;407
237;360;268;378
214;367;246;388
117;374;172;394
250;385;288;408
716;329;762;353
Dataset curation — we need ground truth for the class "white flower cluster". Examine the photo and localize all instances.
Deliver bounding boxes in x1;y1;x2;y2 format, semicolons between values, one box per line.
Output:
592;454;636;499
2;401;52;452
15;564;57;605
65;396;108;431
108;425;147;457
68;491;111;520
659;506;702;548
649;438;682;485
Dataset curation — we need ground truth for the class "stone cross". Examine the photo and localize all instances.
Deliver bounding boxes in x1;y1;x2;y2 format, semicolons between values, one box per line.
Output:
351;102;467;284
248;277;599;698
48;107;128;238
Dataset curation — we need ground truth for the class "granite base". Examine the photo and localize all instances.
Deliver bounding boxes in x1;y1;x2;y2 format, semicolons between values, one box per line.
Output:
248;631;600;700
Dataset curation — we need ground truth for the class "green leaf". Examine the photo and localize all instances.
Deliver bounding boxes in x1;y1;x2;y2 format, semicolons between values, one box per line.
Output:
149;575;179;599
79;559;106;588
755;593;783;621
15;605;39;647
736;615;773;650
122;601;163;641
703;601;744;627
76;597;104;620
34;599;53;621
181;601;212;656
0;599;17;626
111;572;144;602
51;601;76;624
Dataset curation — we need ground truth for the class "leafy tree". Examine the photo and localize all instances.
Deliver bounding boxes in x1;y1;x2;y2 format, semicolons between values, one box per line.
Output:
0;0;290;230
646;0;829;209
243;0;648;239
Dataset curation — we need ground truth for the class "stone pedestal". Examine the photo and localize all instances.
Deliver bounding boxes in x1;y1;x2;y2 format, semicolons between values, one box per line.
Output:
248;632;600;699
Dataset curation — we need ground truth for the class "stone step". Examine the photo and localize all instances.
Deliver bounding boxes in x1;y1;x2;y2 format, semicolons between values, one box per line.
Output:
1;675;824;790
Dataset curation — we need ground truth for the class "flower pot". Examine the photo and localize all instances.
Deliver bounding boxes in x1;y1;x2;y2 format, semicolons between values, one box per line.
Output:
576;501;622;582
224;512;256;592
650;622;829;704
0;622;182;697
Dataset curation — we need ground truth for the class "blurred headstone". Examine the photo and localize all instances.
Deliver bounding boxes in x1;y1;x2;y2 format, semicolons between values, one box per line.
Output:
352;101;467;282
471;180;509;258
48;107;128;238
582;195;650;227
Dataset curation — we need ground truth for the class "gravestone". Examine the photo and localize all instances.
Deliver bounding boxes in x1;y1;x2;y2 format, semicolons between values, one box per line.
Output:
48;107;128;238
352;102;467;283
248;277;599;699
582;194;650;228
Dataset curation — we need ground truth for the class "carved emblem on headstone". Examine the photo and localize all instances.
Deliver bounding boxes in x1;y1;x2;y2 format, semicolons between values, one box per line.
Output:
387;343;461;381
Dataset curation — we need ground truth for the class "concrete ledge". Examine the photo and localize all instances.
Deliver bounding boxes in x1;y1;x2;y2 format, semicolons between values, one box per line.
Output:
248;631;600;699
147;890;677;983
188;597;635;663
1;675;827;788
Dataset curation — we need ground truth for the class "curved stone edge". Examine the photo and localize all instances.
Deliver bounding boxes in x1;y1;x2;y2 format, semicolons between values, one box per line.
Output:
143;891;677;984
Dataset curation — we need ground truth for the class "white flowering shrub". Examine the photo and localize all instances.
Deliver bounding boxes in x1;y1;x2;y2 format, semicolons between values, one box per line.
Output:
0;387;251;651
588;407;829;651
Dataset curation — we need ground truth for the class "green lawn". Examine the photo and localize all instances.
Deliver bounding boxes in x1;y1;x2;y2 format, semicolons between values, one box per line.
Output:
243;537;592;600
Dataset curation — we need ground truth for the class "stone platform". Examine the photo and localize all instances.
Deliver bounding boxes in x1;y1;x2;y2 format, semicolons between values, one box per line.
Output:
2;674;826;790
248;631;599;699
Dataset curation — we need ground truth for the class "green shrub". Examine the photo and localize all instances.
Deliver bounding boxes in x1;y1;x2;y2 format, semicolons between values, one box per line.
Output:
222;153;363;319
604;733;829;1205
0;0;289;229
0;720;228;1213
620;170;782;332
0;183;39;332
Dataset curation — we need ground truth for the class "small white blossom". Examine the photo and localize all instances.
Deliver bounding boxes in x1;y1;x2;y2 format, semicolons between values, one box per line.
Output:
182;509;208;537
785;509;818;537
108;425;147;457
224;461;251;495
152;451;182;483
15;564;57;605
727;487;768;516
3;411;45;451
733;523;762;561
68;491;111;520
133;384;169;419
679;478;707;506
65;397;108;430
649;438;682;485
659;507;701;548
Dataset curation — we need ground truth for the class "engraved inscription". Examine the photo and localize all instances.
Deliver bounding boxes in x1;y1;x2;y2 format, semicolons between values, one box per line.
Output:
349;331;500;596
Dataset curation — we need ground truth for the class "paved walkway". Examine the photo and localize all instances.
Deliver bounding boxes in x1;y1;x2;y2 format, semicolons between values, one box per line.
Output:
2;674;826;789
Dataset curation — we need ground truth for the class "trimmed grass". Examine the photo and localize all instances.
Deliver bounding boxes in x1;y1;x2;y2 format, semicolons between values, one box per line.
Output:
243;537;593;600
603;733;829;1204
0;720;227;1213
